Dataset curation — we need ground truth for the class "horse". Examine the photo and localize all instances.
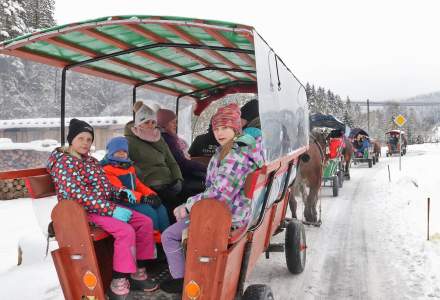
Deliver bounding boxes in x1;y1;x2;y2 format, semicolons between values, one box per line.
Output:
289;131;326;226
372;140;381;160
341;136;353;179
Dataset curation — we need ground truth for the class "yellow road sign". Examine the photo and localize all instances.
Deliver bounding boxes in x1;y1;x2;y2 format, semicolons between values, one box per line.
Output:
394;114;406;127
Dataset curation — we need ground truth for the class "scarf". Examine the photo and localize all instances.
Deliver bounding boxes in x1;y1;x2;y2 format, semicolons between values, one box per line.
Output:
131;126;161;142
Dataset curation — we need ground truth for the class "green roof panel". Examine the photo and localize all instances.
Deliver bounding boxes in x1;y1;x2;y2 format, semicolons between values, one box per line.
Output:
0;15;256;98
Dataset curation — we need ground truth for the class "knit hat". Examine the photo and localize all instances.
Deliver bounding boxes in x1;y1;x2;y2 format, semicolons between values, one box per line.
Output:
106;136;130;163
211;103;242;133
67;118;94;145
157;109;176;128
240;99;259;122
133;101;157;126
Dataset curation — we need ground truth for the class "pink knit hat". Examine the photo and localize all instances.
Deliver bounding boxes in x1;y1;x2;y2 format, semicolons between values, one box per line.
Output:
211;103;242;133
157;109;176;128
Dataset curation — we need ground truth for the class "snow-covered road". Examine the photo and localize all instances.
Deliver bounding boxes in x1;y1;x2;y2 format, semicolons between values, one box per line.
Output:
248;144;440;299
1;144;440;299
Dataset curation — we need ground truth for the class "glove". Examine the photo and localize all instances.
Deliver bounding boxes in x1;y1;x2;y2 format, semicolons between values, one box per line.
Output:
141;194;162;208
243;127;262;139
120;188;137;204
173;204;189;221
112;206;132;223
169;179;183;194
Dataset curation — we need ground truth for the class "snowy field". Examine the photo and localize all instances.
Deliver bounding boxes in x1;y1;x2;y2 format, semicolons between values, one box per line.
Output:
1;143;440;299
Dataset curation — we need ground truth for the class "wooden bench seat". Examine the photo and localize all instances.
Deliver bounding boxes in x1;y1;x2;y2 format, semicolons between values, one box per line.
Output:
24;173;113;241
23;172;167;243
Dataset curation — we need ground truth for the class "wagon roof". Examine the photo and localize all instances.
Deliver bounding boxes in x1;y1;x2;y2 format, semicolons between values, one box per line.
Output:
349;127;369;138
386;130;405;135
309;113;345;130
0;15;257;100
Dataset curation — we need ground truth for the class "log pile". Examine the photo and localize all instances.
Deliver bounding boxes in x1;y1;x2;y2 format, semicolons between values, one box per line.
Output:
0;178;28;200
0;149;50;171
0;149;50;200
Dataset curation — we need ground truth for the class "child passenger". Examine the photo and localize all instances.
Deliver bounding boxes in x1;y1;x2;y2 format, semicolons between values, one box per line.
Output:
47;119;158;299
101;136;170;232
159;104;265;293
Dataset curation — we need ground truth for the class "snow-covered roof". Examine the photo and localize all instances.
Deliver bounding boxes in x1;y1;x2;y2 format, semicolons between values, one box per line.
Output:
0;139;59;151
0;116;132;129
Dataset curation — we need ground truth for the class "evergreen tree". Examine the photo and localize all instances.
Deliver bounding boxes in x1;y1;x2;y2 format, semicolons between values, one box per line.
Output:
0;0;27;41
22;0;55;31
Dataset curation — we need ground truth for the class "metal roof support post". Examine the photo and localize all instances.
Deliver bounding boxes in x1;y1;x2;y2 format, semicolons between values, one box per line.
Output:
132;86;137;120
61;67;67;146
175;95;182;132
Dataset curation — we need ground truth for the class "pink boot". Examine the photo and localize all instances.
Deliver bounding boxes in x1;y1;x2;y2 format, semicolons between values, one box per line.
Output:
107;278;132;300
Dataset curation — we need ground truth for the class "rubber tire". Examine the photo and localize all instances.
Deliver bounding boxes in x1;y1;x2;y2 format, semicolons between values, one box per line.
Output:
338;170;343;188
285;219;306;274
242;284;275;300
368;160;373;168
332;176;339;196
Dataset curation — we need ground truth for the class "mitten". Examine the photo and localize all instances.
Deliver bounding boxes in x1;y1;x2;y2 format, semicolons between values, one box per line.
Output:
112;206;132;222
120;188;137;204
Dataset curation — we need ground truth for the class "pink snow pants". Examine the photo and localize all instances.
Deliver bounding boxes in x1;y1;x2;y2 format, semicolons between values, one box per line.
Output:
88;209;155;274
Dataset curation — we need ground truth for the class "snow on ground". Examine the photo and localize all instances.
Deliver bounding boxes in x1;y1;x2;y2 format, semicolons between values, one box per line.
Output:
0;143;440;299
248;143;440;299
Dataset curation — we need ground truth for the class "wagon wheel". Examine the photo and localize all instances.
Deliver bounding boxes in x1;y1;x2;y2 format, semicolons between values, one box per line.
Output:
332;176;339;196
337;170;344;188
285;219;306;274
243;284;275;300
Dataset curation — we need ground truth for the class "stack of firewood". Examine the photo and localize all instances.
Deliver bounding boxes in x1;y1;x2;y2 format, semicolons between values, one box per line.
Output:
0;178;28;200
0;150;50;170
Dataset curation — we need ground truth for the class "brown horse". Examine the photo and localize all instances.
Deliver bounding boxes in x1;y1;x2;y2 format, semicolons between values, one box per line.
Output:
289;131;325;225
341;136;353;179
372;140;381;161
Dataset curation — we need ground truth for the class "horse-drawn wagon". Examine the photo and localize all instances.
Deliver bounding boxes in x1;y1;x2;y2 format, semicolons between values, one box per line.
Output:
350;128;375;168
309;113;346;197
385;130;407;156
0;15;310;300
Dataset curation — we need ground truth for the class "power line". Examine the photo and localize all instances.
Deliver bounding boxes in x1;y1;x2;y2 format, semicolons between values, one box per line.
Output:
350;101;440;107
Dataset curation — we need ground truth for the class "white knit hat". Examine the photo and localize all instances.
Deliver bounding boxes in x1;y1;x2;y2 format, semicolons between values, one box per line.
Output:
133;101;157;126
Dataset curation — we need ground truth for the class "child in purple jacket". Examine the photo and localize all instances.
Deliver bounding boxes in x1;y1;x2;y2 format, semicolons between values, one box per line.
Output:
159;104;264;293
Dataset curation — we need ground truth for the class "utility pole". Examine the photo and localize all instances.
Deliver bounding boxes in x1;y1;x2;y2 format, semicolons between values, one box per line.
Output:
367;99;370;133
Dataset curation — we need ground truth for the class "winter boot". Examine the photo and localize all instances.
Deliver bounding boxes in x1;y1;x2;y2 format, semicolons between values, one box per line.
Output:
160;278;184;294
107;278;133;300
129;267;158;292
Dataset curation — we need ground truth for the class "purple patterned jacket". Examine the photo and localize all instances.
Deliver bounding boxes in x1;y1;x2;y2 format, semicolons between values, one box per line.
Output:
185;134;264;227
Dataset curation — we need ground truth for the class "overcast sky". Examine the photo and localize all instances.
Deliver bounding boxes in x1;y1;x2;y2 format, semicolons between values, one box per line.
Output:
54;0;440;101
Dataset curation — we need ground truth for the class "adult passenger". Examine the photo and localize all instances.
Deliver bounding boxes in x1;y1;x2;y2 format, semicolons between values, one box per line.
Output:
157;108;208;197
125;101;184;221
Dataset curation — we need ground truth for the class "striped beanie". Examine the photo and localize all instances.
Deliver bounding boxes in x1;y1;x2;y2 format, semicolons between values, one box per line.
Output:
211;103;242;133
